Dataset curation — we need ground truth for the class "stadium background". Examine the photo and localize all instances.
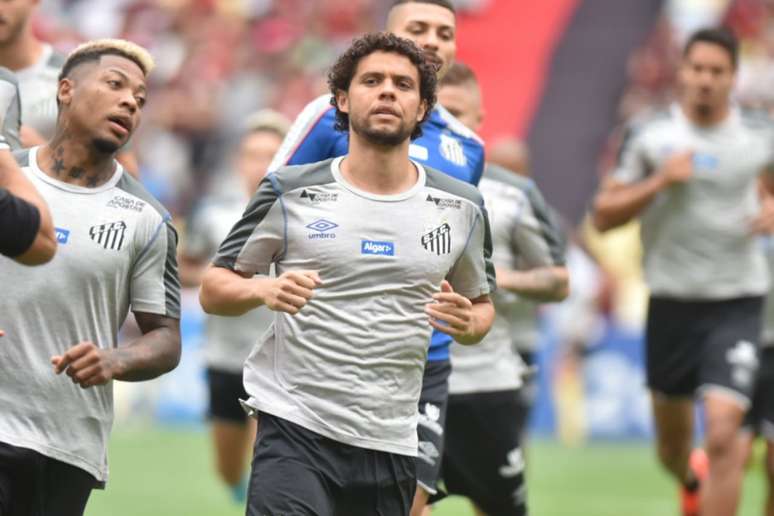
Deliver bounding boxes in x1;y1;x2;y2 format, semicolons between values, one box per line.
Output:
30;0;774;513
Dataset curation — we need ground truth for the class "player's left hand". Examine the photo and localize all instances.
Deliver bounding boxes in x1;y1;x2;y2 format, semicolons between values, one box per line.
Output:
51;341;118;388
425;280;475;341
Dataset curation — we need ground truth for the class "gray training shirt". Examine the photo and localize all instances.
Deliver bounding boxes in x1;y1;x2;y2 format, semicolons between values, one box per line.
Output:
16;44;63;141
614;104;773;299
185;195;275;373
213;157;495;456
0;67;22;150
0;147;180;484
449;164;566;395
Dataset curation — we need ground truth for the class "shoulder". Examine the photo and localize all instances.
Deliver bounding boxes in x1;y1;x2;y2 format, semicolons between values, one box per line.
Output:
12;147;30;167
0;67;19;86
46;49;66;71
424;164;484;207
483;163;533;191
114;170;172;225
266;158;337;194
432;105;484;146
740;107;774;131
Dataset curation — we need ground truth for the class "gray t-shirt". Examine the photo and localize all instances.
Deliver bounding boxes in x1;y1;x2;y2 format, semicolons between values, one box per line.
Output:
185;196;274;372
762;236;774;347
449;164;566;395
0;146;180;484
213;157;495;456
614;104;773;299
15;44;63;141
0;67;22;150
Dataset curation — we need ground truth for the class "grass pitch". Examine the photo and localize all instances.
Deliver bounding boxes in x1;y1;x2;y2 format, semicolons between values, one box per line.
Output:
84;428;768;516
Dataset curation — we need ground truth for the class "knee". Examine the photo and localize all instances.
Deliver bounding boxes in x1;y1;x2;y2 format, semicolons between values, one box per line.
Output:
705;426;738;462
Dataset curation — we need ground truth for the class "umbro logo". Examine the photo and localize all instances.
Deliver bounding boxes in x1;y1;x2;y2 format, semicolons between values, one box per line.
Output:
426;194;462;210
421;223;451;255
300;189;338;203
89;221;127;251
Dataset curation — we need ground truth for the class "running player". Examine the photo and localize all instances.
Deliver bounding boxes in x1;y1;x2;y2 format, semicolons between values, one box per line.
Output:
0;65;55;265
0;39;181;516
438;61;569;516
268;2;485;510
200;32;495;516
592;28;774;516
181;109;289;502
740;234;774;516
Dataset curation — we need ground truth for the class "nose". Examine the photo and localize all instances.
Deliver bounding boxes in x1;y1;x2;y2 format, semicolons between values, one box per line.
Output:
119;93;137;114
418;32;439;52
378;79;397;100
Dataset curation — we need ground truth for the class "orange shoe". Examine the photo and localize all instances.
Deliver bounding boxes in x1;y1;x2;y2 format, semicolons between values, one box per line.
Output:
680;449;709;516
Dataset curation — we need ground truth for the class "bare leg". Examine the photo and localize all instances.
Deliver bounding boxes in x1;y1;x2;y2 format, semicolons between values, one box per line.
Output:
411;487;430;516
701;391;746;516
212;417;257;487
651;394;695;483
766;440;774;516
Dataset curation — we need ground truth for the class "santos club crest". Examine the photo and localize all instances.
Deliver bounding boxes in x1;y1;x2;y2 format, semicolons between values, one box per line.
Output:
89;221;127;251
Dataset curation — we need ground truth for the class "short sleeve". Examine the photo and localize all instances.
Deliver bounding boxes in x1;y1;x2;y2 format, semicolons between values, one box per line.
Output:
131;219;181;319
212;175;285;276
612;125;649;184
0;187;40;257
446;203;496;299
268;95;348;172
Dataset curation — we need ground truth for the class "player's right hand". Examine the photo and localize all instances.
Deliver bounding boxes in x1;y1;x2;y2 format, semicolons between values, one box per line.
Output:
660;151;694;186
262;270;322;315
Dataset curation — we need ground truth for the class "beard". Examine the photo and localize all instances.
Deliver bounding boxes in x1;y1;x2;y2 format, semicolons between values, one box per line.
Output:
350;112;416;147
92;137;122;155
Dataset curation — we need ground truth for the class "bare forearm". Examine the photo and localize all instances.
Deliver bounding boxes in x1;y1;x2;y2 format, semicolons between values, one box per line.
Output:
200;266;269;316
111;326;181;382
456;299;495;346
497;266;569;302
592;173;666;231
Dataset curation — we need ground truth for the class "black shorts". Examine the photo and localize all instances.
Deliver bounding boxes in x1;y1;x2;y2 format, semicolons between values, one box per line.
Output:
442;390;528;516
0;441;97;516
246;413;416;516
646;296;763;404
416;360;451;497
745;346;774;440
207;367;249;424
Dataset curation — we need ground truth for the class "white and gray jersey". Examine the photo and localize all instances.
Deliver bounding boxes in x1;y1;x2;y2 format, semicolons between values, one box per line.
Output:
185;196;274;372
0;67;22;150
213;157;495;456
16;44;63;141
449;164;566;395
0;146;180;484
762;236;774;347
614;104;773;299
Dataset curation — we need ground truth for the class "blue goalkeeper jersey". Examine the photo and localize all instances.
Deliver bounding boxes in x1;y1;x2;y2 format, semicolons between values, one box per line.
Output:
269;94;486;361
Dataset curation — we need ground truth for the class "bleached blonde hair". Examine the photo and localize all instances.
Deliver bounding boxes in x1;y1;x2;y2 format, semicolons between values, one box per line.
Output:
59;39;155;80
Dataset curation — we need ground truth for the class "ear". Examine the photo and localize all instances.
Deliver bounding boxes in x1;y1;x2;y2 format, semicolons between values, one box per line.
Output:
57;78;74;107
335;90;349;115
416;99;428;123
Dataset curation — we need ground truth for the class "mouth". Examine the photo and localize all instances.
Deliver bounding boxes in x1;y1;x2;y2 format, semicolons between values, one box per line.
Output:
422;51;443;72
107;114;132;136
372;106;399;118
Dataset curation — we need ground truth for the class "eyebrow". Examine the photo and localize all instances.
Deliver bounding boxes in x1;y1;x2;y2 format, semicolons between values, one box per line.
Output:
106;68;147;93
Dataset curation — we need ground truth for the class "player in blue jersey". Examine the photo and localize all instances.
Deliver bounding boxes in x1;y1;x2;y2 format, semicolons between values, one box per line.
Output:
268;1;484;513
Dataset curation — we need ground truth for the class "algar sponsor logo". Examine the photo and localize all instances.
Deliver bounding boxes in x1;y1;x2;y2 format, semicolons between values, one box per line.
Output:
361;240;394;256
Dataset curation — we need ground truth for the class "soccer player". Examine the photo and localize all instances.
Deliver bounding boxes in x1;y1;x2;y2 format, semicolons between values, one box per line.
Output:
592;28;774;516
0;66;55;265
0;39;181;516
180;109;289;502
268;2;485;510
199;32;495;515
0;0;139;175
740;235;774;516
438;61;569;516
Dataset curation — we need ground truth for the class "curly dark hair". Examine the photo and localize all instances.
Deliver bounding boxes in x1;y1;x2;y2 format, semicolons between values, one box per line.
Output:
328;32;437;140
